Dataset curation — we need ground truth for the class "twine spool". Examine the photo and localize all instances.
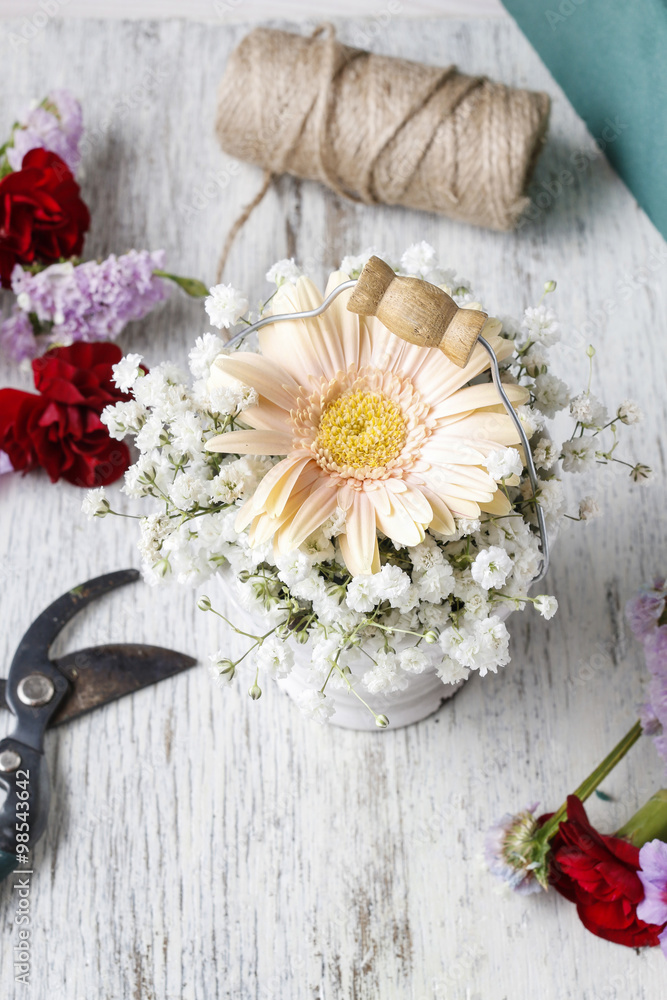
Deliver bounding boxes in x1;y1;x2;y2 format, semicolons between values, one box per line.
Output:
214;25;550;278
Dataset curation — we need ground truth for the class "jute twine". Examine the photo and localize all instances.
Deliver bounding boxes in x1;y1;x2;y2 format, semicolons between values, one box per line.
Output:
215;25;550;279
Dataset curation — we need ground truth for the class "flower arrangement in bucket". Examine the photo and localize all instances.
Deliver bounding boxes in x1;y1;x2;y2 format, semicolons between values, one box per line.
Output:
86;244;648;730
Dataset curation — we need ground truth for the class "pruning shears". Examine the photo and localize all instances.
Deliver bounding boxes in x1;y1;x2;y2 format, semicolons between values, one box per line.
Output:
0;569;196;883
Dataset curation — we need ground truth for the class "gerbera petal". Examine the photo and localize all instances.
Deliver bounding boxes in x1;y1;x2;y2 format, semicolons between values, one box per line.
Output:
369;489;426;547
437;495;481;519
206;429;291;455
431;383;528;419
340;492;380;575
270;275;349;379
442;412;522;447
212;354;299;411
420;487;456;535
234;455;311;530
241;400;292;434
275;481;339;551
479;490;513;515
339;527;381;577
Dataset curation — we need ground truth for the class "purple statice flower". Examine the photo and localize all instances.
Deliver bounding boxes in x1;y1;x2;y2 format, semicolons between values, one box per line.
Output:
626;578;667;641
7;89;83;174
485;806;545;895
0;251;170;362
646;627;667;675
0;308;36;363
637;839;667;955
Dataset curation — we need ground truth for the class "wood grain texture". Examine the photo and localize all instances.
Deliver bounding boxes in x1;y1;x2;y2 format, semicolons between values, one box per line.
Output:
0;14;666;1000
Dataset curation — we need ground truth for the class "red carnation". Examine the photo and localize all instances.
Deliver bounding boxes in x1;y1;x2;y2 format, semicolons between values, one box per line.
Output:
0;148;90;287
0;342;135;488
549;795;667;948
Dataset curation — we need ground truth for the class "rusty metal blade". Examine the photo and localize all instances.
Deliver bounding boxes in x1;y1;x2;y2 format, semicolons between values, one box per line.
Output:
15;644;197;727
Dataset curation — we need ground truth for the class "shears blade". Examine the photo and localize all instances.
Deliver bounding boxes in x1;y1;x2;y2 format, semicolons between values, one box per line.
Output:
0;643;196;727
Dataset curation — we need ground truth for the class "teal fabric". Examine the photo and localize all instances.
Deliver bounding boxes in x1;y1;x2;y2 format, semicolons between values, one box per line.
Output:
501;0;667;239
0;849;18;883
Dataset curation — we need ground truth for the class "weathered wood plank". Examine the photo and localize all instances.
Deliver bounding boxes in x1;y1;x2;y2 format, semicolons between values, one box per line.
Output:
0;14;665;1000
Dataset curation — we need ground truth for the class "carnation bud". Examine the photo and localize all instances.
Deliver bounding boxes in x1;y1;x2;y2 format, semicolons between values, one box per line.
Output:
198;596;212;611
586;344;596;358
295;629;310;644
543;280;556;294
375;714;389;729
423;630;439;644
248;683;262;701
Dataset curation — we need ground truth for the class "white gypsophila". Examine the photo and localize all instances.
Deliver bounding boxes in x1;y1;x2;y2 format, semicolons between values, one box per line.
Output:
275;550;313;589
532;436;558;470
617;399;642;425
363;650;408;694
399;646;430;674
457;517;482;537
561;436;597;473
471;546;513;590
440;617;511;677
81;487;109;520
569;392;608;428
413;563;455;604
436;657;470;685
400;241;438;278
461;589;490;621
112;353;143;393
579;495;602;521
345;575;377;613
208;652;235;688
321;507;346;538
101;400;145;440
498;315;521;341
204;283;249;329
170;472;210;511
516;405;544;440
522;342;549;371
255;634;295;679
266;258;303;286
373;563;415;611
474;616;511;675
340;247;380;278
295;688;335;724
135;413;167;452
170;411;206;459
525;478;565;521
632;464;653;486
208;379;257;416
484;447;523;481
533;373;571;418
534;595;558;620
521;305;560;346
122;449;173;499
301;529;335;565
188;333;226;380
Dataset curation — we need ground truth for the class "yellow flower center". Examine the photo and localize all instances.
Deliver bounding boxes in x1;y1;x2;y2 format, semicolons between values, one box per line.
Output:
316;390;407;469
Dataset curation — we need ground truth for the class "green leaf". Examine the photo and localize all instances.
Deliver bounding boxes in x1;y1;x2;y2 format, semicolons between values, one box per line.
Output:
153;269;209;298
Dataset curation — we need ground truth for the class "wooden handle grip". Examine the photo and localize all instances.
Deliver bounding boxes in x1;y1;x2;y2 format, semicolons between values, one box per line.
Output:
346;255;487;368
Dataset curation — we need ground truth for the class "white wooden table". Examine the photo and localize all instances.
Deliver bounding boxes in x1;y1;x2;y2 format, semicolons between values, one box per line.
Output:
0;13;665;1000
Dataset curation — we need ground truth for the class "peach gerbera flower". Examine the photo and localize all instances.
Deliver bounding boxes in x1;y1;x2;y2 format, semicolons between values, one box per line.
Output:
206;272;528;575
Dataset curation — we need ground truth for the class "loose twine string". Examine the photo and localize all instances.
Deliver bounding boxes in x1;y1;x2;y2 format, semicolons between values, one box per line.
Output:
215;24;550;281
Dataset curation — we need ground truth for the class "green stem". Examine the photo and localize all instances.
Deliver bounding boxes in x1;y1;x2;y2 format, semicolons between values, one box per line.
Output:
153;269;209;298
538;721;643;843
615;790;667;847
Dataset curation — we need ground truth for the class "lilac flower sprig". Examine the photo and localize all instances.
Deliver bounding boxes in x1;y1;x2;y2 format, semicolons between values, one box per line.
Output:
0;252;208;363
0;89;83;177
